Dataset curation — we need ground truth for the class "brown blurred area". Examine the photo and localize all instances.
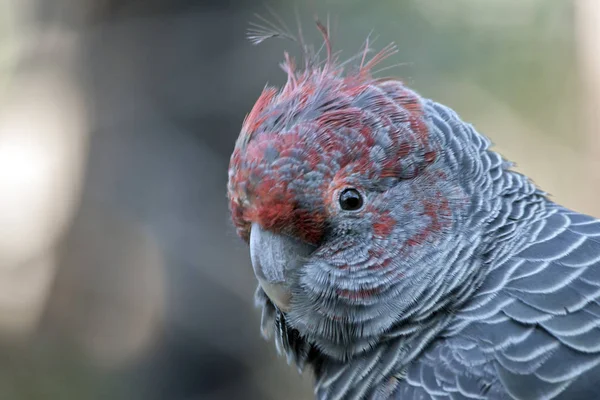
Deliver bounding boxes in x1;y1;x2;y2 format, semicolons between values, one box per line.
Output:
0;0;597;399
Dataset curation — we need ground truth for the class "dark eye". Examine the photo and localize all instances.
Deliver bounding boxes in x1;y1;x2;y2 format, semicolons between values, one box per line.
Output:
339;188;363;211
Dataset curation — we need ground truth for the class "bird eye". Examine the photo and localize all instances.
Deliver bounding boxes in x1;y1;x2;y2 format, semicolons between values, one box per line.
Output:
339;188;363;211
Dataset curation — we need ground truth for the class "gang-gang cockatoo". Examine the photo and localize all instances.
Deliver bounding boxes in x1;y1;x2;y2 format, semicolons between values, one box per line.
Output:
227;19;600;400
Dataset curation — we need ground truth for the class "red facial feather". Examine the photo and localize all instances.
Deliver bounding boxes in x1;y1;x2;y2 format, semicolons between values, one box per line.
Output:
367;247;393;270
404;194;451;248
372;211;396;237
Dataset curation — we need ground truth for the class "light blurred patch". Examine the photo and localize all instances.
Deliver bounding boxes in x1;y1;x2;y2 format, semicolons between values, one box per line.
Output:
0;38;88;336
0;64;87;266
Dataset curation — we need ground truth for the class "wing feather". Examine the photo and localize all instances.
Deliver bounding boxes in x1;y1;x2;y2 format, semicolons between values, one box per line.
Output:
391;207;600;399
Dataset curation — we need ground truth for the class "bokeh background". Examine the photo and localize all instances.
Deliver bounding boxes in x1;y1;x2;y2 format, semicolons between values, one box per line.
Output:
0;0;599;399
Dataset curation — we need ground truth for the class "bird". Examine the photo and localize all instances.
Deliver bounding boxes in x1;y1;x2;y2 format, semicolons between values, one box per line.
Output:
227;16;600;400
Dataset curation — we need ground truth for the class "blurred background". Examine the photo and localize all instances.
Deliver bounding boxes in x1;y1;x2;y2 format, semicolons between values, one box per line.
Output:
0;0;598;399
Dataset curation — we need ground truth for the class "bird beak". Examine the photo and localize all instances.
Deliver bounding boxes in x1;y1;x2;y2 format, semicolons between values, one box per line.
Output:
249;223;316;312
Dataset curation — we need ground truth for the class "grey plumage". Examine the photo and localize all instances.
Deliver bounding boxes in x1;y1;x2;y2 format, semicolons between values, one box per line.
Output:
251;99;600;400
394;206;600;400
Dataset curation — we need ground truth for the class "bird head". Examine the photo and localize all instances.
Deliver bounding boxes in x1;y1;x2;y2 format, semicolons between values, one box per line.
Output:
227;21;485;360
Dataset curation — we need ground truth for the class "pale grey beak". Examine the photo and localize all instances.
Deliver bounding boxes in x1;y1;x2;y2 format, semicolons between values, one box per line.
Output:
249;223;316;312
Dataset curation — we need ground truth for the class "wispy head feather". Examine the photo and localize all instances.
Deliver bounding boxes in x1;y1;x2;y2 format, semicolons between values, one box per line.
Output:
247;7;402;89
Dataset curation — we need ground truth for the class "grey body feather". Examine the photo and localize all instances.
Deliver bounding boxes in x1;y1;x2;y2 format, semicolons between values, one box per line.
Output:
391;205;600;400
